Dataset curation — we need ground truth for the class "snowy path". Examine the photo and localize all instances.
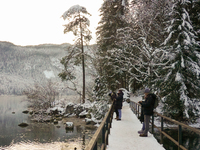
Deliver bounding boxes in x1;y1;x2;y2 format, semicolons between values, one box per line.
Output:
106;102;165;150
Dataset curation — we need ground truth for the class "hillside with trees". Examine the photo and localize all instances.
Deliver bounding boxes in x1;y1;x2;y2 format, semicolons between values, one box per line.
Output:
0;41;69;95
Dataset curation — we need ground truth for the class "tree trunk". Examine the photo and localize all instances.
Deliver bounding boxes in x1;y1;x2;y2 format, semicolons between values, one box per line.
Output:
82;38;85;103
79;13;85;103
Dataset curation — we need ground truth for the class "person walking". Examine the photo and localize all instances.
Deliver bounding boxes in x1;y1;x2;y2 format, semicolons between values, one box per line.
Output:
115;90;123;121
138;88;155;137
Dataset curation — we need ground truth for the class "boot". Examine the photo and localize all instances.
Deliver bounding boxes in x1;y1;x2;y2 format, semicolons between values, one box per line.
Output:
138;130;144;134
139;133;147;137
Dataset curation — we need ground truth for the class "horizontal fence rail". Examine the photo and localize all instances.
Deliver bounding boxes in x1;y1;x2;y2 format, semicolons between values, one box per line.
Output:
84;102;114;150
130;100;200;150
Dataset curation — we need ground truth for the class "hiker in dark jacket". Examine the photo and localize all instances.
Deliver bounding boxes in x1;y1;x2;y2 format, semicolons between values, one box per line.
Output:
109;92;119;120
138;88;155;137
115;90;123;121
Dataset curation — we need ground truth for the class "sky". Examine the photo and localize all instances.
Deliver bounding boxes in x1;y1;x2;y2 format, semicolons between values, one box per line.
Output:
0;0;103;46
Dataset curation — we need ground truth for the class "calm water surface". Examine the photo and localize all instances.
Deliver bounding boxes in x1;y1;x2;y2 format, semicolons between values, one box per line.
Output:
152;127;200;150
0;95;95;150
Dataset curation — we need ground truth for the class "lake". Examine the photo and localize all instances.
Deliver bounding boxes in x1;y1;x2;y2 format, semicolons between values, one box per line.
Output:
0;95;95;150
152;127;200;150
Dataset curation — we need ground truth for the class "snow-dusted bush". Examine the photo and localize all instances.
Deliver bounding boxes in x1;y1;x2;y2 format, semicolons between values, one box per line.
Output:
90;100;109;120
23;80;59;111
64;97;109;124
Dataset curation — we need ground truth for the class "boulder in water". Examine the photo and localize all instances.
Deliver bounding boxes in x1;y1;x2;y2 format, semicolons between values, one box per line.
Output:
65;122;74;129
18;122;29;127
22;110;29;114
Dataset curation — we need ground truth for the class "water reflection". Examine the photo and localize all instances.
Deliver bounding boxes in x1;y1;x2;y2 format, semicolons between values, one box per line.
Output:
153;128;200;150
0;95;95;150
2;141;82;150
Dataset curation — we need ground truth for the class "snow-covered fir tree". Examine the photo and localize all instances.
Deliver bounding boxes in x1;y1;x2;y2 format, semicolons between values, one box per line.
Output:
129;0;170;48
158;0;200;122
103;0;171;92
92;76;108;100
96;0;129;91
189;0;200;45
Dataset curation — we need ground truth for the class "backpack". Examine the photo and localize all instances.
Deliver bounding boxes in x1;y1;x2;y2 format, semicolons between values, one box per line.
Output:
150;93;159;109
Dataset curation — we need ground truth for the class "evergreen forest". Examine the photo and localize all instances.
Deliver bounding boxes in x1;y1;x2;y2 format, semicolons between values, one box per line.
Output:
93;0;200;123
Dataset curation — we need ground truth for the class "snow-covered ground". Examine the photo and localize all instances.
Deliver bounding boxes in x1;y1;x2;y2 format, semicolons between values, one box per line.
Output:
107;102;165;150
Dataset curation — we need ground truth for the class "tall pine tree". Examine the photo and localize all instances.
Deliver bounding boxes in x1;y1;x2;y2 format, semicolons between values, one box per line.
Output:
96;0;129;91
158;0;200;122
59;5;92;103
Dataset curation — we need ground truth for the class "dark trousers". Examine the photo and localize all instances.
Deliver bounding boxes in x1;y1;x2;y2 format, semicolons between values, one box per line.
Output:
143;115;150;135
115;108;119;117
118;109;122;119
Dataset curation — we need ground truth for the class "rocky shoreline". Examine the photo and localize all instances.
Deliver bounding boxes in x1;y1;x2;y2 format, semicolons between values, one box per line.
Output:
18;100;109;130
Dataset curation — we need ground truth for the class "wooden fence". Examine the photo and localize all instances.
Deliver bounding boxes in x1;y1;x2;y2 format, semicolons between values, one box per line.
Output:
84;102;114;150
130;100;200;150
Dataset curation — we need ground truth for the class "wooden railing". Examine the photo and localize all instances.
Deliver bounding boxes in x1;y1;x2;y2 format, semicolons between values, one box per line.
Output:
84;102;114;150
130;100;200;150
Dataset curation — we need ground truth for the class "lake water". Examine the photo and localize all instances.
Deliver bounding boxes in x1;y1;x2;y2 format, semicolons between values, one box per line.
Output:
152;127;200;150
0;95;95;150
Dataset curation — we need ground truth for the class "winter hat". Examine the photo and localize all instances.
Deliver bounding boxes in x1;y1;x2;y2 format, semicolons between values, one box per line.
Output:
118;89;122;93
144;88;150;93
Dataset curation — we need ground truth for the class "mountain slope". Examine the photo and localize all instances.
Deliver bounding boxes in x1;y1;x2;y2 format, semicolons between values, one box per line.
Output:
0;41;70;95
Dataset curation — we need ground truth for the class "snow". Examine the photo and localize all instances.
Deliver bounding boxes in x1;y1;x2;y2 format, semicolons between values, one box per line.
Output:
79;110;87;116
107;102;165;150
175;72;181;81
66;122;73;127
122;0;125;6
48;105;65;114
163;31;174;45
62;5;88;20
43;70;55;79
183;31;191;45
181;55;185;68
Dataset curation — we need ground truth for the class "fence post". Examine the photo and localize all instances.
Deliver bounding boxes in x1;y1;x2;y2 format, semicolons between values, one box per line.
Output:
178;125;182;150
136;103;137;116
136;104;138;117
134;103;136;114
137;105;140;118
93;142;97;150
102;123;105;149
152;114;154;134
106;118;109;145
130;101;132;110
161;117;163;144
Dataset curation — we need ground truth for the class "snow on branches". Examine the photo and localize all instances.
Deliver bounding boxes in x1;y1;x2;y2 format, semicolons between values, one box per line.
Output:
62;5;91;20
